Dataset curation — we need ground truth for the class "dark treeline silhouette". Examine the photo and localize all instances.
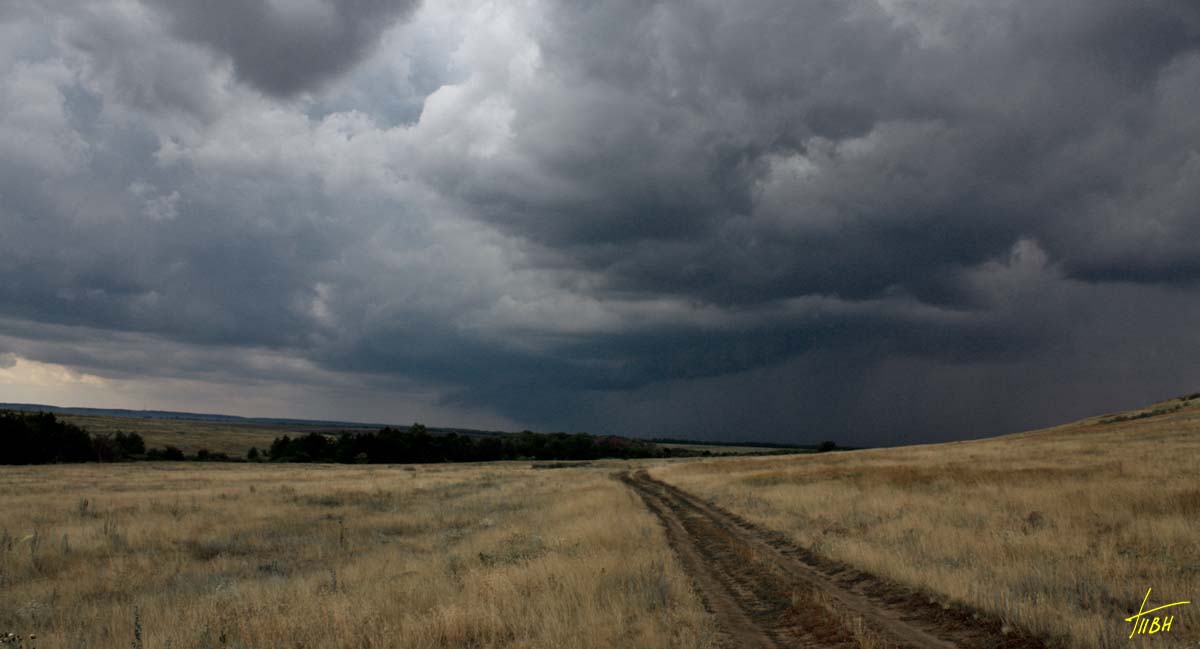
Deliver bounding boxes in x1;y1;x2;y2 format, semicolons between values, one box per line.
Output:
265;424;679;463
648;438;848;454
0;410;230;464
1;410;149;464
2;409;834;466
2;410;94;463
1;410;695;465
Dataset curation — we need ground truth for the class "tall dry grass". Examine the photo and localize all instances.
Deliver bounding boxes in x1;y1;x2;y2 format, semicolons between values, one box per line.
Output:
653;397;1200;649
0;461;715;648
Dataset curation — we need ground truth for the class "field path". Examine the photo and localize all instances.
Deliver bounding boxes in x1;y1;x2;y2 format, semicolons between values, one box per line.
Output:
620;470;1046;649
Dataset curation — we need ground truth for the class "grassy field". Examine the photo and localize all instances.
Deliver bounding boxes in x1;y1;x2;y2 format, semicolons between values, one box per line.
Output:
0;461;714;649
5;396;1197;648
652;396;1200;649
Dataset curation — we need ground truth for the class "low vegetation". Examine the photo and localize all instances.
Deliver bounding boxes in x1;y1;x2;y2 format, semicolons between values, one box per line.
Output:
0;461;715;648
266;425;679;463
1;411;699;465
652;395;1200;649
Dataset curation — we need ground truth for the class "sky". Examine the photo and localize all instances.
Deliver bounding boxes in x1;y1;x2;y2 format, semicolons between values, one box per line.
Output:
2;0;1200;446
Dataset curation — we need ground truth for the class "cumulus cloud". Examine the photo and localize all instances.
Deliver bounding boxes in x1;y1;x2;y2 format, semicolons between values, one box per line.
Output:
1;0;1199;443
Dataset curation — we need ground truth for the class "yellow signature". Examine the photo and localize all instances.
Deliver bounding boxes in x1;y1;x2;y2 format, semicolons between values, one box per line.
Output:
1125;588;1190;638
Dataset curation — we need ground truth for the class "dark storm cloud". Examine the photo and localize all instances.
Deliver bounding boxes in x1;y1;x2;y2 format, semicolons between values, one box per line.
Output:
146;0;421;97
466;0;1200;305
0;116;348;348
391;0;1200;436
4;0;1200;443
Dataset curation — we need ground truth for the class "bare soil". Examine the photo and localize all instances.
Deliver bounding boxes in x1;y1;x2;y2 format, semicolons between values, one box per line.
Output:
620;470;1050;649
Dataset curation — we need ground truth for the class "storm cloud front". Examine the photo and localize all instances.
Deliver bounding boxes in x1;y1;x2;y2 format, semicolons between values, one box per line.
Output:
2;0;1200;444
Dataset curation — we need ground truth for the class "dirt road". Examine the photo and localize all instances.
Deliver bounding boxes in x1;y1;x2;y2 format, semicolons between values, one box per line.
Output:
621;470;1046;649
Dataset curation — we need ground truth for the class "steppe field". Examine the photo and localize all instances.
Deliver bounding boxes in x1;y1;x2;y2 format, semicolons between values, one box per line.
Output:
2;396;1197;648
0;462;715;649
653;396;1200;648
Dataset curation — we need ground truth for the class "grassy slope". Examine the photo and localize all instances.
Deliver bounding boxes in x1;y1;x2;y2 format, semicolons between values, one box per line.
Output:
57;413;336;456
653;395;1200;649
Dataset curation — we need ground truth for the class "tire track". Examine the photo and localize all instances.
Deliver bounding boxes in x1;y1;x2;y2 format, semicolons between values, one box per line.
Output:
620;470;1048;649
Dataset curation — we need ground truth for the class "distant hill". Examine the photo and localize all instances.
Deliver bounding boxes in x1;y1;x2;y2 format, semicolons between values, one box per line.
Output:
0;403;840;458
0;403;507;438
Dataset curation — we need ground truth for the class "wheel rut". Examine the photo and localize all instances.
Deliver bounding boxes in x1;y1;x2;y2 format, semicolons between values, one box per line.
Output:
619;470;1049;649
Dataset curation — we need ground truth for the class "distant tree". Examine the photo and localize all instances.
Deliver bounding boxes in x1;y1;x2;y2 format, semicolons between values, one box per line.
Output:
147;445;185;461
0;410;94;464
91;433;117;462
269;435;292;461
293;433;333;462
816;440;837;453
476;436;503;461
114;431;145;458
260;424;672;465
247;446;260;461
194;449;229;461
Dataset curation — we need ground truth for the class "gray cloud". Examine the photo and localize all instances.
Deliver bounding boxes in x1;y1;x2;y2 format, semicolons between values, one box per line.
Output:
436;0;1200;301
1;0;1200;444
146;0;421;97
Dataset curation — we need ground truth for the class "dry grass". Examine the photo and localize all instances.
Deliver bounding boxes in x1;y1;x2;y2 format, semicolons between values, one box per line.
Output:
0;461;715;648
653;397;1200;649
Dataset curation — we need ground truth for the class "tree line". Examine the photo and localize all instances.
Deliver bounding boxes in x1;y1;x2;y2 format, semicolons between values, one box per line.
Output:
1;410;695;465
263;424;678;463
1;410;153;464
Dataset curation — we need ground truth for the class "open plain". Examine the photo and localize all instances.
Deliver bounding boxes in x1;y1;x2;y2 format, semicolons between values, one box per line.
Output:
0;462;714;649
2;396;1197;648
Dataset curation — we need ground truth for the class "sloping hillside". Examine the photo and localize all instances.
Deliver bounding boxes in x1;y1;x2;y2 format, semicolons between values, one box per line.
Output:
652;394;1200;649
